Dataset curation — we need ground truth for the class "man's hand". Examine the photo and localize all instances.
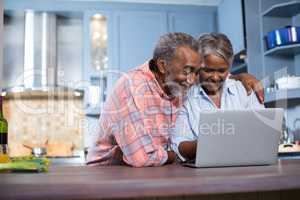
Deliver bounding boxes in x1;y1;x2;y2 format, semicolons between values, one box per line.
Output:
166;150;176;164
230;73;264;104
178;140;197;161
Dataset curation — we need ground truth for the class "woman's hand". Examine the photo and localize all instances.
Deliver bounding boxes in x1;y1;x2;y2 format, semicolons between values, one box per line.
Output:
230;73;264;104
178;140;197;161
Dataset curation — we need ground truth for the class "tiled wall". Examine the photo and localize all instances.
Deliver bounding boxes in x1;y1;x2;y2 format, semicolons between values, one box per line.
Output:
3;94;85;157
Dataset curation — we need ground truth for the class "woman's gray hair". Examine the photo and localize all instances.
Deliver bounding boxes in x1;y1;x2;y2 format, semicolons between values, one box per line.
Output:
153;32;198;64
198;32;233;66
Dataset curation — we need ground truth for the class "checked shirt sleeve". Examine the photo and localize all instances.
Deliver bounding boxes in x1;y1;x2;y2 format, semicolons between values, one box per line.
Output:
110;76;168;167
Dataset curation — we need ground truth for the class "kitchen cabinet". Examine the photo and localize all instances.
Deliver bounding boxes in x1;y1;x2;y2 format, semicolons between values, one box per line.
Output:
113;7;217;74
262;1;300;139
2;11;24;89
3;0;217;116
83;4;217;114
115;11;167;73
218;0;245;54
218;0;248;75
265;88;300;103
245;0;300;144
114;9;217;74
168;11;216;38
245;0;300;103
83;11;111;115
261;0;300;88
230;50;248;75
56;12;83;88
244;0;263;80
3;0;217;151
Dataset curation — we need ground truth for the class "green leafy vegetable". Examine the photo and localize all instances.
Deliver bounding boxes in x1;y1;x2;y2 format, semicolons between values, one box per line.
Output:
0;156;50;173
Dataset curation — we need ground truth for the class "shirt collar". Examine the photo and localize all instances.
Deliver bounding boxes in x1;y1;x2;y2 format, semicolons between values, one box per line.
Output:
145;60;184;106
140;60;169;99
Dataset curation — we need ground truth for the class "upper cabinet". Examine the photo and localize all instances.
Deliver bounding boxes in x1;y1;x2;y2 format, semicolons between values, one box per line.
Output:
3;0;217;114
83;11;109;114
217;0;245;54
168;11;216;38
217;0;247;75
113;6;217;73
114;8;217;73
115;11;167;73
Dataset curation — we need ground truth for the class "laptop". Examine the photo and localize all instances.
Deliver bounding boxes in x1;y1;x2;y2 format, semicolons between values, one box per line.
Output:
184;108;284;168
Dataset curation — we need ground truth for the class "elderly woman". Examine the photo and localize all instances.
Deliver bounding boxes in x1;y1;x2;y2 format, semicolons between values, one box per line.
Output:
172;33;265;162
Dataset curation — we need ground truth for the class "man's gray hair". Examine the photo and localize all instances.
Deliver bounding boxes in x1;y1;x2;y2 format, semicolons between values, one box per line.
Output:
198;32;233;66
153;32;198;63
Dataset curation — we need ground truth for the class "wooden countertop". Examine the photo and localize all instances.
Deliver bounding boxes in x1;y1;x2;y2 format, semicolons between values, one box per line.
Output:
1;159;300;200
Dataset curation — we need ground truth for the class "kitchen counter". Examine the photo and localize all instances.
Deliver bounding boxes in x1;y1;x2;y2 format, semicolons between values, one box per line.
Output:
1;159;300;200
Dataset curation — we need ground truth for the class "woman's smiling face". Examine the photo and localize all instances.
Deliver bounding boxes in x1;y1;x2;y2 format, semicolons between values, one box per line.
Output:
199;54;230;95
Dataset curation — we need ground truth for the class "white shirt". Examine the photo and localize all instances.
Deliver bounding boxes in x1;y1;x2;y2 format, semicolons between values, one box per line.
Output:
172;79;265;161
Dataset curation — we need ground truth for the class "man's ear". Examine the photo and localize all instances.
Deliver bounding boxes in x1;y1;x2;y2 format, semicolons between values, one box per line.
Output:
156;58;167;74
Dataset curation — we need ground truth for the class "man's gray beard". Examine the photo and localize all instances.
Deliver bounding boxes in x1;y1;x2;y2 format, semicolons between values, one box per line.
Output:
168;85;187;98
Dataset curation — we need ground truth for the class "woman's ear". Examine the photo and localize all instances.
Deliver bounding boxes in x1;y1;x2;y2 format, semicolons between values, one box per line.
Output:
156;58;167;74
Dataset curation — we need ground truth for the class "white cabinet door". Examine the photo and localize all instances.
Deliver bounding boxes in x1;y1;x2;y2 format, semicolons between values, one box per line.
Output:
218;0;245;54
168;11;217;38
114;11;168;73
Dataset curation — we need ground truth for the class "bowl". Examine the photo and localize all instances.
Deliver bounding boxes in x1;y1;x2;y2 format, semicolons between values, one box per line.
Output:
275;76;300;89
31;147;47;157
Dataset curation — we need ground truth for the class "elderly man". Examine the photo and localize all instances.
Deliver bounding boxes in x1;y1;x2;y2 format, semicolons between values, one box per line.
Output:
87;32;263;167
172;33;264;162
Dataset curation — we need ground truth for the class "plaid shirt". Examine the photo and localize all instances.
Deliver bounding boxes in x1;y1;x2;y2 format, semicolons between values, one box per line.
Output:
87;61;182;167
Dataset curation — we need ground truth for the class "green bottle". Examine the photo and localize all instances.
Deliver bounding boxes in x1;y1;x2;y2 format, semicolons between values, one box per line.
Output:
0;96;8;156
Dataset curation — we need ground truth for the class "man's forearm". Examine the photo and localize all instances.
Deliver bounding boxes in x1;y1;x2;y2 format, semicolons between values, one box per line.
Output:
166;150;176;164
178;140;197;161
229;73;264;103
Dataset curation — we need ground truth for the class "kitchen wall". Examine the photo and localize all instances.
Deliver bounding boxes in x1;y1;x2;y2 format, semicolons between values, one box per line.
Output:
3;93;85;157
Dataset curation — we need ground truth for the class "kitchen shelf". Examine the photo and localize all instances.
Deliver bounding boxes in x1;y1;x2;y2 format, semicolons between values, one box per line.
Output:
230;63;247;74
2;87;84;99
231;50;247;74
265;88;300;103
262;1;300;17
264;43;300;56
279;144;300;154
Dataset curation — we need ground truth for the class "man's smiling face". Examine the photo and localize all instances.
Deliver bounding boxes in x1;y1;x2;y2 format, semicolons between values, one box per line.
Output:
163;46;201;97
